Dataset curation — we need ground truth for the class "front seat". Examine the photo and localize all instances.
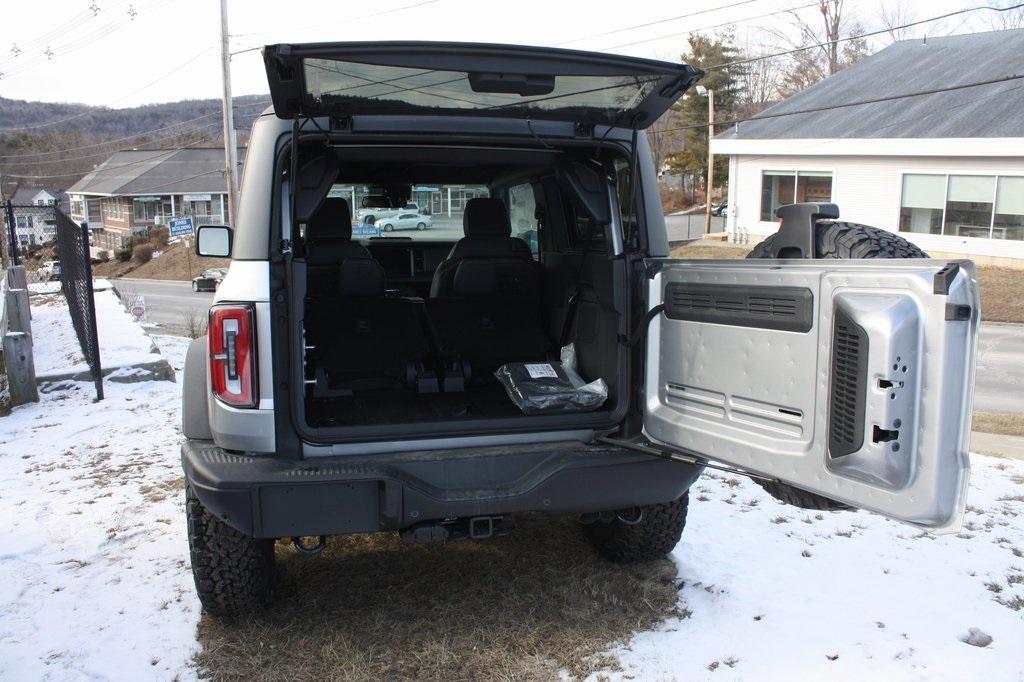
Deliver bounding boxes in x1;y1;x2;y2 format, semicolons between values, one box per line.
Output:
305;197;373;296
429;197;536;298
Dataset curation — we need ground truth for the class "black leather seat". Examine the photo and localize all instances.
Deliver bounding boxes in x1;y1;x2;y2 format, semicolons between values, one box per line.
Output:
305;197;373;296
430;197;537;298
426;198;550;379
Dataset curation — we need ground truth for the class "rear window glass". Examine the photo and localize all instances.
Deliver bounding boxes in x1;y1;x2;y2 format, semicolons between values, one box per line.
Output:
330;184;490;241
304;59;657;120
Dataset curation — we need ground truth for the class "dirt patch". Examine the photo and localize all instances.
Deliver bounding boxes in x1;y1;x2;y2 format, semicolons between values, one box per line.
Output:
977;266;1024;324
973;413;1024;438
92;240;229;281
670;241;750;260
195;514;681;681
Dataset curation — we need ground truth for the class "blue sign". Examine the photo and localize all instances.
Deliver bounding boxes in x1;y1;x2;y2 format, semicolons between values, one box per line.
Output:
168;217;194;237
351;222;380;237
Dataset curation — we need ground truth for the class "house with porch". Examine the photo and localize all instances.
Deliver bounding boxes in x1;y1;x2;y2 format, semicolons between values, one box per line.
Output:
67;147;245;251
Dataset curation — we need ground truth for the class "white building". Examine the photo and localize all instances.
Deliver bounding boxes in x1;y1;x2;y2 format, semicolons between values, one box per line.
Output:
10;186;58;247
712;29;1024;266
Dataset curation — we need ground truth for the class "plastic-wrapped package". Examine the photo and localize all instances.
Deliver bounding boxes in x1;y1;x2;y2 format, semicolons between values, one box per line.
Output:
494;345;608;415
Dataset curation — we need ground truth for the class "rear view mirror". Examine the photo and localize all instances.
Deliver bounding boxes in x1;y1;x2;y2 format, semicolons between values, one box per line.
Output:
196;225;233;258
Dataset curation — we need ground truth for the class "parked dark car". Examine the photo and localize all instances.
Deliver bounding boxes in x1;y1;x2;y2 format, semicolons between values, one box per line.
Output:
192;267;226;292
711;201;728;216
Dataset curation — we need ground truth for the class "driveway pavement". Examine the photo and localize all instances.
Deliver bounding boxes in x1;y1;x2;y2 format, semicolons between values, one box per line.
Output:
975;323;1024;414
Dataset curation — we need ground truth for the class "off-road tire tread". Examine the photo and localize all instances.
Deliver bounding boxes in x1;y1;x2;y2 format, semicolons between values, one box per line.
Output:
747;221;926;511
586;494;689;562
186;485;275;617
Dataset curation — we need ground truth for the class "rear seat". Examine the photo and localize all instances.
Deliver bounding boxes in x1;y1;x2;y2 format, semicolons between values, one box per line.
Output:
305;259;434;394
305;197;374;296
427;260;552;380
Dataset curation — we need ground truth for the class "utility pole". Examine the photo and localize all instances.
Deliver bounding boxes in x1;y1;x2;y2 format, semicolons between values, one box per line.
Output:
703;87;715;235
219;0;239;225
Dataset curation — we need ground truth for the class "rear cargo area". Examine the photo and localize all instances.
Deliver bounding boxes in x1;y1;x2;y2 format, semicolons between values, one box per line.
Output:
292;145;627;435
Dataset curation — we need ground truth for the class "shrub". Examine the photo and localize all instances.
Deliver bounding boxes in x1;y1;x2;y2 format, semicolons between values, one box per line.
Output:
96;250;110;262
149;225;169;248
132;243;154;263
115;248;132;262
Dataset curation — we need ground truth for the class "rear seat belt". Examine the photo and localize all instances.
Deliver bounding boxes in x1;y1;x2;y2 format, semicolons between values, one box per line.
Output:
558;220;600;349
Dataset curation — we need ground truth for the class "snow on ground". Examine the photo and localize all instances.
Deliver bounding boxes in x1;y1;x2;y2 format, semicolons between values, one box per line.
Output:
30;289;162;377
2;313;1023;679
0;334;197;681
598;460;1024;681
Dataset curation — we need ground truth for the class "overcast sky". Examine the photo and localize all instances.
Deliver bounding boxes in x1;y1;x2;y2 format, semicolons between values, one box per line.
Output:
0;0;992;107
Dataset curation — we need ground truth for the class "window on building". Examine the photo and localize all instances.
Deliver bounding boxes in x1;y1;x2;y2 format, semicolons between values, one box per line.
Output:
994;176;1024;242
16;216;32;229
759;171;833;221
133;199;158;221
945;175;995;238
508;182;538;255
899;173;1023;241
70;199;84;216
899;174;945;234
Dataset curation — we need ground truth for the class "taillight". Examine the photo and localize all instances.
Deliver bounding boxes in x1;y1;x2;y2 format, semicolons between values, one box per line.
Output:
209;304;258;408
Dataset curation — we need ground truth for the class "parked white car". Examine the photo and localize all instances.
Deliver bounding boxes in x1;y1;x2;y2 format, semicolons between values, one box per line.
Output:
377;211;432;232
355;201;421;225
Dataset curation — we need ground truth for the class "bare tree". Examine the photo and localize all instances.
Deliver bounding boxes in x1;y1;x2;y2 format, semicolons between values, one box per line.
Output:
736;41;784;117
769;0;872;97
985;0;1024;29
877;0;917;43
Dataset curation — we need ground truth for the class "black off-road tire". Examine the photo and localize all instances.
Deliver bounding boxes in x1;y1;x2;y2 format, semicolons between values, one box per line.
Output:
186;485;276;617
747;220;927;511
585;494;689;562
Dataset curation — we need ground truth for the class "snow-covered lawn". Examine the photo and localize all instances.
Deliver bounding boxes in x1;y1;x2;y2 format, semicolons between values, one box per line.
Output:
30;289;163;378
605;463;1024;681
0;335;196;680
1;332;1022;680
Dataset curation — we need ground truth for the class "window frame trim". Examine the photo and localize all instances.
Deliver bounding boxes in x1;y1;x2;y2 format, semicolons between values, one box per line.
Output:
758;168;835;224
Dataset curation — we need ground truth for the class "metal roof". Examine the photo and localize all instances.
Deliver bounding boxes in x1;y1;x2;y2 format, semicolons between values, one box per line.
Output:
67;147;246;196
718;28;1024;140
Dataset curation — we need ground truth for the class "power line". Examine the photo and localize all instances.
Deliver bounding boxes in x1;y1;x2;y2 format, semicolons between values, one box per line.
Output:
0;99;270;161
657;73;1024;134
556;0;764;46
0;47;216;132
705;3;1024;71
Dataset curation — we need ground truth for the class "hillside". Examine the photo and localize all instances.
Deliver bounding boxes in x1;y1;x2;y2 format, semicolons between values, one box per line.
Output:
0;93;270;191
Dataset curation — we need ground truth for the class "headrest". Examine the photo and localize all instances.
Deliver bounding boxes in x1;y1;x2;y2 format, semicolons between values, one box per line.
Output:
463;198;511;237
307;197;352;241
338;258;385;297
453;260;497;297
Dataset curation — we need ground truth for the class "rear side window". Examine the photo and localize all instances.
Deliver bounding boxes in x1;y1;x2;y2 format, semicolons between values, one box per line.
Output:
508;183;539;255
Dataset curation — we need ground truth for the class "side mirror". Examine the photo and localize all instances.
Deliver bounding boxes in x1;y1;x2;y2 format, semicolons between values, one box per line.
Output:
196;225;233;257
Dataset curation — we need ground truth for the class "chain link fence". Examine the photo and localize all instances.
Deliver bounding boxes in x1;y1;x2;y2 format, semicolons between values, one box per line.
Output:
3;200;103;399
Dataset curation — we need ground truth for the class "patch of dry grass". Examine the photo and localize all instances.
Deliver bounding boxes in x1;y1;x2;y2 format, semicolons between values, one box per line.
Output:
195;514;682;681
972;413;1024;438
670;241;750;259
977;266;1024;324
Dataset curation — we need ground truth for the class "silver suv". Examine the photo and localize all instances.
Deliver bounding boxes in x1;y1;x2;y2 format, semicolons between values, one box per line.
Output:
182;41;980;616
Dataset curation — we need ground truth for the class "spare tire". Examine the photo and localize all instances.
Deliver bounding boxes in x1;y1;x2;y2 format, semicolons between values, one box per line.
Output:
746;220;927;510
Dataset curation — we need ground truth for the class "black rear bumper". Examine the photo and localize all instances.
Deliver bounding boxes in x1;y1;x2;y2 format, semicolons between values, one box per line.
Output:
182;439;704;538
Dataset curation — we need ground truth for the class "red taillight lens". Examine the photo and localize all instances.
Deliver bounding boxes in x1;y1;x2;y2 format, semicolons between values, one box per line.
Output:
209;304;257;408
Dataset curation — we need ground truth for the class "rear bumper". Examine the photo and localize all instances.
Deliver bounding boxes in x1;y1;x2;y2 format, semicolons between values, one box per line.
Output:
182;439;704;538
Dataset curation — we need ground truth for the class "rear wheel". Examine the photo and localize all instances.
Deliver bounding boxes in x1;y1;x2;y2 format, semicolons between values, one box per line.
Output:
186;485;275;617
417;222;426;230
584;494;688;562
747;220;927;510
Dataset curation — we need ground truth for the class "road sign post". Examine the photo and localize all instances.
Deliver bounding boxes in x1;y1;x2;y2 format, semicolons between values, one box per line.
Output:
168;217;195;278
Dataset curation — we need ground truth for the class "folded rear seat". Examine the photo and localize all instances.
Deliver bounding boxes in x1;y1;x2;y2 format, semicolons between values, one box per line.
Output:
426;260;552;381
305;259;433;394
